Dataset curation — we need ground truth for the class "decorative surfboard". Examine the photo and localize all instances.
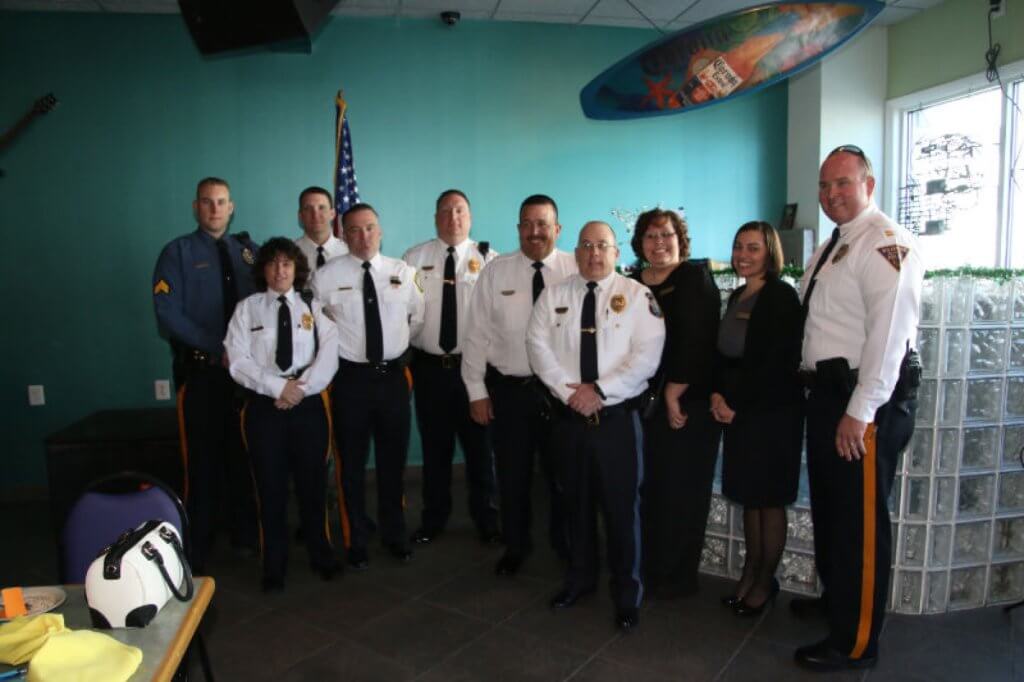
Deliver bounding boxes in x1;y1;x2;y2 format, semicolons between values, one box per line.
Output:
580;1;884;120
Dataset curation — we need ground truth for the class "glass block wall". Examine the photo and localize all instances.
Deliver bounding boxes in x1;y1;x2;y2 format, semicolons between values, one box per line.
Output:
699;275;1024;613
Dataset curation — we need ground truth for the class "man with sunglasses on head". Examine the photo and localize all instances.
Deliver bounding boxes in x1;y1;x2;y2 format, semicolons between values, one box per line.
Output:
793;146;923;671
526;221;665;633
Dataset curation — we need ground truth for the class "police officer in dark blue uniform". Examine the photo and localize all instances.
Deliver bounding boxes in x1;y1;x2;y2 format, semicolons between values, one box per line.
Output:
152;176;259;573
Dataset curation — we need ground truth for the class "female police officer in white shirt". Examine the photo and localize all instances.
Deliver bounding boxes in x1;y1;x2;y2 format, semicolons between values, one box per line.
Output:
225;237;341;592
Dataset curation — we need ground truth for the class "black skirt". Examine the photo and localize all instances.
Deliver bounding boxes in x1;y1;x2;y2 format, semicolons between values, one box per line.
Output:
719;366;803;507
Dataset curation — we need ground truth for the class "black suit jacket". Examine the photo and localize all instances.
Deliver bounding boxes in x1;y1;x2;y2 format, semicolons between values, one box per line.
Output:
714;275;803;409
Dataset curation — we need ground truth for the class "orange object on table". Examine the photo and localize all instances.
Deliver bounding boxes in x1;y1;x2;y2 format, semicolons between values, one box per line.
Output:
0;588;27;618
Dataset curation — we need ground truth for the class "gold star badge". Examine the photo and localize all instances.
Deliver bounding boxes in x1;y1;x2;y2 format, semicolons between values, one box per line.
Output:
301;313;313;331
610;294;627;313
467;258;481;274
153;279;170;295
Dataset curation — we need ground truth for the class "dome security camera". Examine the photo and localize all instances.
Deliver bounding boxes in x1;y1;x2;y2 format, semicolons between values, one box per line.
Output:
441;10;461;26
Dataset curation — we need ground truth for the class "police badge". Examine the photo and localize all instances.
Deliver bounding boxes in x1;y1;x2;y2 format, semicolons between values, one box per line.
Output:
301;313;313;331
467;258;481;274
610;294;627;313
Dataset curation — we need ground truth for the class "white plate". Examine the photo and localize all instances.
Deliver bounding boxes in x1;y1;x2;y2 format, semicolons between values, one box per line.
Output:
0;586;67;620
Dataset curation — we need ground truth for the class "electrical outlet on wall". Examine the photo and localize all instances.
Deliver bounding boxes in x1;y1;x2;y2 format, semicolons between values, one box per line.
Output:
154;379;172;401
27;385;45;406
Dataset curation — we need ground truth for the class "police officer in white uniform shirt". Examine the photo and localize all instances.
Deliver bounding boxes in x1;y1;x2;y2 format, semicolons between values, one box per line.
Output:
311;203;425;570
225;237;341;592
526;221;665;632
295;186;348;271
461;194;577;577
402;190;500;546
793;146;923;672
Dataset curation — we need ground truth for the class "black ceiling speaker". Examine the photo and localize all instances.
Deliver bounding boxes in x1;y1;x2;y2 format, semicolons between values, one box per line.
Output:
179;0;340;55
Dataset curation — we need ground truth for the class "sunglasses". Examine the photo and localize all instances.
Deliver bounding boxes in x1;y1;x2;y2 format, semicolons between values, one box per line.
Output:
828;145;873;174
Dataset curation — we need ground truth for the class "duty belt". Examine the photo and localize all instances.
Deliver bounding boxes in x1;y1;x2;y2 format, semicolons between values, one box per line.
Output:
338;351;410;375
484;365;537;387
551;398;637;427
415;350;462;369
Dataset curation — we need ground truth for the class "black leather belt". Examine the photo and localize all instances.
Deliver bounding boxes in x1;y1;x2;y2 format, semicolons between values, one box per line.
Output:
415;350;462;370
485;365;537;387
551;398;636;427
338;351;409;375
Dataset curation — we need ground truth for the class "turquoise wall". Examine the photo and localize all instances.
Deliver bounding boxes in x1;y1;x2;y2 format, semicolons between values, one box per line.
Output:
0;11;787;493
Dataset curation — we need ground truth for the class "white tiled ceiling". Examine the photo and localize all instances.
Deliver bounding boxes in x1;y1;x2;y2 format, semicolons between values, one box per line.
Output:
0;0;947;28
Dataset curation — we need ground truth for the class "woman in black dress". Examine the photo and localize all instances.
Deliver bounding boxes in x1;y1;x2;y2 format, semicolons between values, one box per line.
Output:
712;221;803;615
630;209;721;599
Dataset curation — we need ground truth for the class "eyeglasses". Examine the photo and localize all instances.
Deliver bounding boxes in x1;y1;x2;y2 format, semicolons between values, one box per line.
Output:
642;230;677;242
578;240;615;252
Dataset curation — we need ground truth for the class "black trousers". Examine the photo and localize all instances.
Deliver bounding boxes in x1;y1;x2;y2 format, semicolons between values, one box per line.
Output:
487;374;567;558
244;394;335;580
641;399;722;592
178;366;257;572
806;383;915;660
550;408;644;610
332;364;411;550
411;355;498;534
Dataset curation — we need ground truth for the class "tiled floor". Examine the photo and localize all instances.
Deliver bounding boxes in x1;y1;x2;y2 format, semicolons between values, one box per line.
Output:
4;469;1023;681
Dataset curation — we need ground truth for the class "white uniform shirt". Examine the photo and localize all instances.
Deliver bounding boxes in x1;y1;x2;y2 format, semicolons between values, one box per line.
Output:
801;203;924;422
224;289;340;399
402;237;497;355
295;234;348;271
311;252;425;363
461;249;578;402
526;272;666;407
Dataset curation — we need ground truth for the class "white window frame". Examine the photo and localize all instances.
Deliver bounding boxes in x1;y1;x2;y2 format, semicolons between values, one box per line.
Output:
884;58;1024;267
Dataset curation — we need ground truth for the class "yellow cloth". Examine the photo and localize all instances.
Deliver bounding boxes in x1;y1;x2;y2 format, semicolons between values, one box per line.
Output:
0;614;66;665
28;630;142;682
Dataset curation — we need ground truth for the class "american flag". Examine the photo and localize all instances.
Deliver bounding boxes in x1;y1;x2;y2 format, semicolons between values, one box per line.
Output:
334;90;360;227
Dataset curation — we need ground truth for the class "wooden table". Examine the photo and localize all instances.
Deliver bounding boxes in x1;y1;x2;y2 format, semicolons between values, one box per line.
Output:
1;577;214;681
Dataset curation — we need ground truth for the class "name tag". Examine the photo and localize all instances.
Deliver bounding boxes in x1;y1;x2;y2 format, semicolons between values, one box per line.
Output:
390;276;402;287
736;312;751;320
421;265;435;271
194;261;210;269
658;285;675;295
335;286;352;292
250;325;264;331
501;290;516;296
555;307;568;314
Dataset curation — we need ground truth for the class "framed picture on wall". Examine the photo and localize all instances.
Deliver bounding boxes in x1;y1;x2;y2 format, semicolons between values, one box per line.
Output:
780;203;797;230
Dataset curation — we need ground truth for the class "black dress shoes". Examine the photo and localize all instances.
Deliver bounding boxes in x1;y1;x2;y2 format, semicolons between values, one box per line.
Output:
478;528;502;546
733;578;780;617
411;528;438;545
316;561;342;581
549;587;596;609
794;639;876;671
387;544;413;564
347;547;370;571
615;608;639;632
261;576;285;593
494;552;524;576
789;595;827;620
720;593;743;607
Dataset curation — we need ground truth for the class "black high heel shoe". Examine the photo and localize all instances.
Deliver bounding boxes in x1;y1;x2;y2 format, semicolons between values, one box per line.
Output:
720;593;743;607
733;578;780;617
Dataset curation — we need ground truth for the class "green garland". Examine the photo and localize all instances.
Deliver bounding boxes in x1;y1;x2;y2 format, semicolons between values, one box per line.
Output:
710;266;1024;282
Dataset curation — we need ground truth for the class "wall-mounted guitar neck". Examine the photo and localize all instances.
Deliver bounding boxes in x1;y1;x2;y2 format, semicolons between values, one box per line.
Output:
1;94;58;175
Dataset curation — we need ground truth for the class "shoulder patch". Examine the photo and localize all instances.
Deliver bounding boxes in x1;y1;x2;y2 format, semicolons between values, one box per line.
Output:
645;291;663;318
153;279;170;295
877;245;909;271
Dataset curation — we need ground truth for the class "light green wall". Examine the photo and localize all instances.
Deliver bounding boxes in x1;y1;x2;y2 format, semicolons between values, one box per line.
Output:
0;11;787;494
888;0;1024;98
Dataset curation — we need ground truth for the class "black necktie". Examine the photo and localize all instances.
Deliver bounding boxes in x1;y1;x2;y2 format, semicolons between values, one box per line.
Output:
802;227;841;319
316;246;326;269
275;295;292;371
580;281;598;383
362;261;384;362
532;261;545;303
439;246;457;353
215;238;238;329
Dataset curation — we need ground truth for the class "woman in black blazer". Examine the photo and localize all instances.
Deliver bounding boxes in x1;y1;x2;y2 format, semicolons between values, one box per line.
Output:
629;209;721;600
712;221;804;616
